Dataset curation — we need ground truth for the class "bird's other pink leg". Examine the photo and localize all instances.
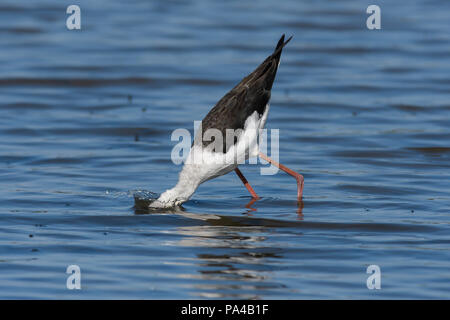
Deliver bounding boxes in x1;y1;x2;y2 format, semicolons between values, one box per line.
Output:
258;152;304;202
244;197;259;213
234;167;260;199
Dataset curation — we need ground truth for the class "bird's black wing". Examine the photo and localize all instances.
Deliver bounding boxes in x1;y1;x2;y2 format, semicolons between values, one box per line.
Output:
194;34;292;153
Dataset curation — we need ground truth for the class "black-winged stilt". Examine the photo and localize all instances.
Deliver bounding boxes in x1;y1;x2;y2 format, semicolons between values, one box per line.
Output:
150;34;304;208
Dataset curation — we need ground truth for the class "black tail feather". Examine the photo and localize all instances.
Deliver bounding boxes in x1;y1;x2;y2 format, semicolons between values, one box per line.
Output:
275;34;285;51
272;34;293;60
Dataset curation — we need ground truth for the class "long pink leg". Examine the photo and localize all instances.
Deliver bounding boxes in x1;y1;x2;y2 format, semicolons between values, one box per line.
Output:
258;152;304;202
234;168;260;199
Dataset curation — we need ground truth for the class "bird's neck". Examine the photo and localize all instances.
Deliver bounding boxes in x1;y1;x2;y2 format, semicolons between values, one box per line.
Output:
153;167;201;207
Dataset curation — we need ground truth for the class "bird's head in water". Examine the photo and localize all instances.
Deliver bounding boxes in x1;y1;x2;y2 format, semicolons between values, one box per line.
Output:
148;198;184;208
133;191;186;213
147;187;190;208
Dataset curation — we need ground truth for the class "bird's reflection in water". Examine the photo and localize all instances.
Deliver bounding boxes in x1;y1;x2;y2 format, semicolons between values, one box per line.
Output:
172;214;301;299
244;197;304;220
133;193;303;299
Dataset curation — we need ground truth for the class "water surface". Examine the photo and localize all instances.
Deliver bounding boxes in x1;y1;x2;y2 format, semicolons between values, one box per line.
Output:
0;0;449;299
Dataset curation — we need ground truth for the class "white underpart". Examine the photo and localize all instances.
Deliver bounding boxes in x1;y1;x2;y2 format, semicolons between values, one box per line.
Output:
150;104;270;208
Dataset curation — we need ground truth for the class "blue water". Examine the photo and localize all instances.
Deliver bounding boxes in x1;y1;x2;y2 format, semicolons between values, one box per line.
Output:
0;0;449;299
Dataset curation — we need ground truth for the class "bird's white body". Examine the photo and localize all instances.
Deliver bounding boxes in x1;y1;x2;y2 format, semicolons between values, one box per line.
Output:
150;105;270;208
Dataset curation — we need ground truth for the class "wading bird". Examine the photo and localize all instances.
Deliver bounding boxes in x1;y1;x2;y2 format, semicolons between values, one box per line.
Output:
150;35;304;208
